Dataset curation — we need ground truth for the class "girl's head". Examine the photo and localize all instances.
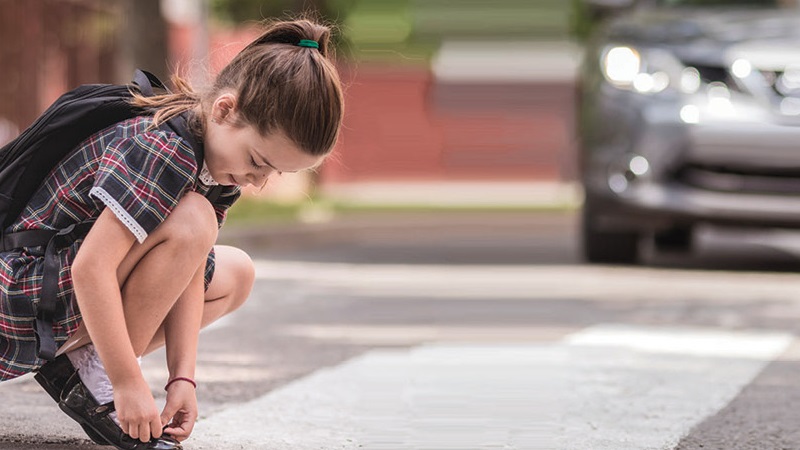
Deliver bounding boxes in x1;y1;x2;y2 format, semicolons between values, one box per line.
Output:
133;19;344;188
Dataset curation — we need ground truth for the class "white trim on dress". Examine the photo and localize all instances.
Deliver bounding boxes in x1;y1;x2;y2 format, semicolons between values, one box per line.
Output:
89;186;148;243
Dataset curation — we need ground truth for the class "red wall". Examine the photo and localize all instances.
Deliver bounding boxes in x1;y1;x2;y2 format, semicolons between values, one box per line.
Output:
324;65;576;183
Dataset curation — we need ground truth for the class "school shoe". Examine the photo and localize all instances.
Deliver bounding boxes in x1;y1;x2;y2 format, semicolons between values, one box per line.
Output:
34;353;110;446
58;371;182;450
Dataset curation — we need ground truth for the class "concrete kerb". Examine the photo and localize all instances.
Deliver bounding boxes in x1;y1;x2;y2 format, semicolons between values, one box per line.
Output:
317;181;582;209
219;181;581;249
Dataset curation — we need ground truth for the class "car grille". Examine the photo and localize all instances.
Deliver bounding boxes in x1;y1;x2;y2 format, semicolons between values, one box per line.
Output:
693;64;728;84
674;164;800;195
691;63;747;94
759;69;800;99
686;64;796;98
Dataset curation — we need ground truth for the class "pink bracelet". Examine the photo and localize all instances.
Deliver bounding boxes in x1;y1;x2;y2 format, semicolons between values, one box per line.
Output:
164;376;197;391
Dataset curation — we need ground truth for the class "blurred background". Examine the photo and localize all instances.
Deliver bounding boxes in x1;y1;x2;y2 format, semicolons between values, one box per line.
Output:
0;0;580;213
7;5;800;447
7;0;799;268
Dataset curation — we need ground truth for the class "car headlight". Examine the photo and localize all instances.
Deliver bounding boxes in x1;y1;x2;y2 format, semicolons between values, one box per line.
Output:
601;45;695;95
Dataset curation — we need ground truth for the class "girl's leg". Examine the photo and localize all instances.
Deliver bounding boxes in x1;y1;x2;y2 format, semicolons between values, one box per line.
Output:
60;191;219;354
61;245;255;356
142;245;255;355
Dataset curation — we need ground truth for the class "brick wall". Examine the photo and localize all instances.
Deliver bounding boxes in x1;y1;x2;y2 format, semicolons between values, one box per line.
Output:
0;0;118;139
322;65;577;183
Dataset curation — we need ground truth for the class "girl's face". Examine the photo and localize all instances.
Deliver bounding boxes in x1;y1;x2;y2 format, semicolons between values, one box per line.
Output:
203;94;324;188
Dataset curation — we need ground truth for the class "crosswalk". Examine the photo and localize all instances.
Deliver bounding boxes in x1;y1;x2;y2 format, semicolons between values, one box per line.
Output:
190;322;792;449
186;259;799;449
2;258;791;449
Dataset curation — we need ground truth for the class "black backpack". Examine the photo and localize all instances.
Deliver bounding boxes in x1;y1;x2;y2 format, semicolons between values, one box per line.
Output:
0;70;216;361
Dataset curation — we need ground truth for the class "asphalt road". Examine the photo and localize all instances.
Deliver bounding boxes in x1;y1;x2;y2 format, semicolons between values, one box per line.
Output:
3;211;800;449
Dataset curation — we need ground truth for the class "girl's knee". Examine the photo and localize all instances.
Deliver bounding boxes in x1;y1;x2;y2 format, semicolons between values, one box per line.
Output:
228;247;255;310
210;246;254;312
161;192;218;247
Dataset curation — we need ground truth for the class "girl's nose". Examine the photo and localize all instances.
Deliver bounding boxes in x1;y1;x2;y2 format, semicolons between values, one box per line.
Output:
249;168;273;187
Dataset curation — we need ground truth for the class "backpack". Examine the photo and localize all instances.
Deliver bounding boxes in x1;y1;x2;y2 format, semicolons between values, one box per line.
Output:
0;70;218;361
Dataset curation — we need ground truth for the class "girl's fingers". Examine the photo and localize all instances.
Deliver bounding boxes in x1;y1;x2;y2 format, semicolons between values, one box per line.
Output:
164;427;187;441
127;422;138;440
138;423;150;443
151;416;164;439
164;414;195;441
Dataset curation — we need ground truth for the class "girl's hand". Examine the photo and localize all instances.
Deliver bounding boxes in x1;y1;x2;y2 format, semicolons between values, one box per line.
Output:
160;380;198;441
114;378;163;442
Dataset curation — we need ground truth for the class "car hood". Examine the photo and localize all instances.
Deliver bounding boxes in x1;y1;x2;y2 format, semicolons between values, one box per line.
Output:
606;8;800;67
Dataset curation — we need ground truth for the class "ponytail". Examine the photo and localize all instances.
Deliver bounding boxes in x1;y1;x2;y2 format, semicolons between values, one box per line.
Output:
128;18;344;158
214;18;344;156
129;73;201;127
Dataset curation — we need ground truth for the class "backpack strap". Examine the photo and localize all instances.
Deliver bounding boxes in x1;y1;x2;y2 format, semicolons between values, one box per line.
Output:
162;107;226;203
0;220;94;360
133;69;216;200
4;221;94;360
133;69;166;97
39;221;95;359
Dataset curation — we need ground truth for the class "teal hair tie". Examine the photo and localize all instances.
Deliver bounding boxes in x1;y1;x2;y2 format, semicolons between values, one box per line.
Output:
297;39;319;49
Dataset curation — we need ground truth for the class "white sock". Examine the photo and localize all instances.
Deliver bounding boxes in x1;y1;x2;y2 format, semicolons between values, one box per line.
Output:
67;344;122;425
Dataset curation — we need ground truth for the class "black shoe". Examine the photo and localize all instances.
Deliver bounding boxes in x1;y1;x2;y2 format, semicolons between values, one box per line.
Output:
58;372;182;450
34;354;110;445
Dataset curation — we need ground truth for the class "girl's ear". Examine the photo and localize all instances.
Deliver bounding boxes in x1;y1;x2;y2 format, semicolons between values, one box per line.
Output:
212;93;238;122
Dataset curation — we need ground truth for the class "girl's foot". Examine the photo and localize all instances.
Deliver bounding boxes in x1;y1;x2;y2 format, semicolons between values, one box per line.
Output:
58;373;182;450
66;344;119;425
36;346;181;450
34;353;111;445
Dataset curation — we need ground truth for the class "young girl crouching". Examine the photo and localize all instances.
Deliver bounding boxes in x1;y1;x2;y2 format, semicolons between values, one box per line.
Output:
0;18;343;450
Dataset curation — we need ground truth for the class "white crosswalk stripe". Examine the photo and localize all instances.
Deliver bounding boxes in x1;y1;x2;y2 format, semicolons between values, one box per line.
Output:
190;323;792;449
251;260;800;302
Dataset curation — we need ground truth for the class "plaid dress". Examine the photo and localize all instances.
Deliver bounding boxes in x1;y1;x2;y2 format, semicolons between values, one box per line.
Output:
0;116;240;380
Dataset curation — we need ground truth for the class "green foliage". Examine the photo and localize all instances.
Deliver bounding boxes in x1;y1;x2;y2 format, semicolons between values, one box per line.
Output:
210;0;356;56
212;0;299;23
571;0;596;42
210;0;360;25
211;0;582;63
409;0;571;40
224;196;566;227
225;197;306;224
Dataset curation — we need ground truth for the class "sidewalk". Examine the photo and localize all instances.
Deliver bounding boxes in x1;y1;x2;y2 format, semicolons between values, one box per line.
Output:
219;181;578;254
318;181;582;209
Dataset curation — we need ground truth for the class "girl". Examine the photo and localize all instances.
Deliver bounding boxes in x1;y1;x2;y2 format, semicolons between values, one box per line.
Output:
0;18;343;449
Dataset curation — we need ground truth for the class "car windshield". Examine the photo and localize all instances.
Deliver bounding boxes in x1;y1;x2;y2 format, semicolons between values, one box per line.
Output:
656;0;781;6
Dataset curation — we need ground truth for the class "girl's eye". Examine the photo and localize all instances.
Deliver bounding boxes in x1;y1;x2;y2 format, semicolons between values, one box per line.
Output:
250;155;282;175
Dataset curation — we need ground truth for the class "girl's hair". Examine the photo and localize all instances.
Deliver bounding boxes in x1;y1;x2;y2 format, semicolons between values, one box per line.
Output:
131;18;344;157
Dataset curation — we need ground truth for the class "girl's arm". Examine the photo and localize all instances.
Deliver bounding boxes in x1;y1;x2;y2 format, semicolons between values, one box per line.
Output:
159;262;205;440
162;265;203;381
71;208;163;441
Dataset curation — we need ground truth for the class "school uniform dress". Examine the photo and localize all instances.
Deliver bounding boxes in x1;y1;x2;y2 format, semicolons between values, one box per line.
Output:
0;116;240;381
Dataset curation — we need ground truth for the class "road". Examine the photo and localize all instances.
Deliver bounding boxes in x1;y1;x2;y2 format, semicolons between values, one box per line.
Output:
3;211;800;449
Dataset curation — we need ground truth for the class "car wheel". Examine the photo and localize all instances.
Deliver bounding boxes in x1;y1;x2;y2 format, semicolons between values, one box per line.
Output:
581;201;640;264
653;226;693;253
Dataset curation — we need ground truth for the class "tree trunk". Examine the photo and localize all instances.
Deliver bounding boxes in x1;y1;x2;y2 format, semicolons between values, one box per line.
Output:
118;0;168;81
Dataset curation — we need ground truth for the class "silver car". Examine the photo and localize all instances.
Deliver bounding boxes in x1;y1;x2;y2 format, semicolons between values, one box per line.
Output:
579;0;800;263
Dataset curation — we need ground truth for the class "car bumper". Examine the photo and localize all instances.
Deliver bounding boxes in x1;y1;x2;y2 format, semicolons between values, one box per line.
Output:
600;182;800;228
686;118;800;170
585;94;800;228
